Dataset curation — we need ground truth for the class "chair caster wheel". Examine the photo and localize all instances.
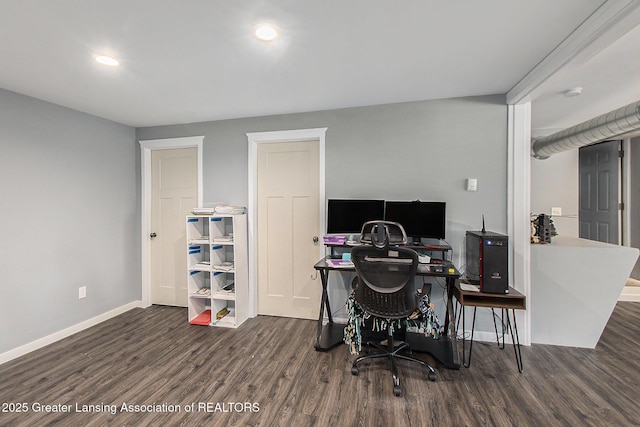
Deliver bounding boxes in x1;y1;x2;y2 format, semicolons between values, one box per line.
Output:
393;385;402;397
428;372;437;382
351;366;359;376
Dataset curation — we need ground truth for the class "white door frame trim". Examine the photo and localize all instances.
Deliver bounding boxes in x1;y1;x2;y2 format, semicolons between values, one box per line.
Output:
247;128;327;318
507;103;532;346
138;136;204;307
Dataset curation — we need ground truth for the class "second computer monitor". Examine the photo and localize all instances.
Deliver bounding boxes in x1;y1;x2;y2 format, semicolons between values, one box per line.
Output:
384;201;446;241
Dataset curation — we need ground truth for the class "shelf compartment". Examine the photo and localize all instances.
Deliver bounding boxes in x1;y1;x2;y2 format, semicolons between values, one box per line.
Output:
212;272;235;300
209;216;227;239
210;300;236;328
187;245;210;271
186;216;210;242
188;269;210;289
210;244;234;267
188;296;210;325
212;308;236;327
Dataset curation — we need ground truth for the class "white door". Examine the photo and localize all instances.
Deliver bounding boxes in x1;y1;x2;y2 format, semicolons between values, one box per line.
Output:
150;147;198;306
257;140;322;319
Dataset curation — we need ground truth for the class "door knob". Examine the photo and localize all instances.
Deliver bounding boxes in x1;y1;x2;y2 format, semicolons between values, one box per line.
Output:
150;232;157;239
313;236;319;244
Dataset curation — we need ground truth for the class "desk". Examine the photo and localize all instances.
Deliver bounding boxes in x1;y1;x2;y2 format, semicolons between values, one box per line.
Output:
453;282;526;372
313;256;462;369
325;241;452;261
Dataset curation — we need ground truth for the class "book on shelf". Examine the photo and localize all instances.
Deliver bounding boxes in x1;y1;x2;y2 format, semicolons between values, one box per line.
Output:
192;207;216;215
221;282;235;292
216;307;230;320
213;261;234;272
193;288;211;296
214;205;245;214
194;261;210;269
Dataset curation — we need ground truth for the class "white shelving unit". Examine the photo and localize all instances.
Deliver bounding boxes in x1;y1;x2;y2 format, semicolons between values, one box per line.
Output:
186;213;248;328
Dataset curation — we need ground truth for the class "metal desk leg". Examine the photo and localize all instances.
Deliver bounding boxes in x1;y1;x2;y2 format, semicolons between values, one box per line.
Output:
505;309;524;373
492;308;505;349
443;278;453;334
446;277;461;367
314;269;345;351
462;306;478;368
315;269;329;348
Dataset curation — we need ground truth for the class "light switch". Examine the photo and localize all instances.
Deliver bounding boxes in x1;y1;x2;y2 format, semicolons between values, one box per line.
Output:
551;207;562;216
466;178;478;192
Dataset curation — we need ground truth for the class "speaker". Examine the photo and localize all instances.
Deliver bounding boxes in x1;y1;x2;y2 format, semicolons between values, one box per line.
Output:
465;230;509;294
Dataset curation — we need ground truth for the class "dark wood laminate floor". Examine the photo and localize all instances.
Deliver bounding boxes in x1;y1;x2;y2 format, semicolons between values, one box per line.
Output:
1;302;639;426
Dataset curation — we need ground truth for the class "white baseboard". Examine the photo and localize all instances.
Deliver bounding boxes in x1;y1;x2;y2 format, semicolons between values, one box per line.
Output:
619;285;640;302
0;300;143;365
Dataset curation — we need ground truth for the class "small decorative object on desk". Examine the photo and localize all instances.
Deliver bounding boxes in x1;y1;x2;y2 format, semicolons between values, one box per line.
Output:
531;213;557;244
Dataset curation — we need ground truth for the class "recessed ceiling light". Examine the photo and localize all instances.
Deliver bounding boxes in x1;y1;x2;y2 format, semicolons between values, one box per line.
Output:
255;24;278;41
564;87;583;97
95;55;119;66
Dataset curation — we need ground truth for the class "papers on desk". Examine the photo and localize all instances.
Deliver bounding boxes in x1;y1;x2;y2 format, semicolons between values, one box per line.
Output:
327;259;354;268
215;204;245;214
460;282;480;292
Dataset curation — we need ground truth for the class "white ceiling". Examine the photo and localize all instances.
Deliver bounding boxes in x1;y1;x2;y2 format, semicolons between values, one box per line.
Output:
0;0;637;130
531;22;640;132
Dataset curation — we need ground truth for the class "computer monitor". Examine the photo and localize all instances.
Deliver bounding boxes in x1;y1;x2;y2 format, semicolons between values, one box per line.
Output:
326;199;385;235
384;201;446;241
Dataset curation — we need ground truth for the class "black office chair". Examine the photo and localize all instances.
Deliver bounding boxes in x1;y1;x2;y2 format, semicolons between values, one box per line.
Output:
350;221;437;397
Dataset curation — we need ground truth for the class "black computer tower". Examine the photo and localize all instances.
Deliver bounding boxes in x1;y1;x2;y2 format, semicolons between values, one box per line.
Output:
465;231;509;294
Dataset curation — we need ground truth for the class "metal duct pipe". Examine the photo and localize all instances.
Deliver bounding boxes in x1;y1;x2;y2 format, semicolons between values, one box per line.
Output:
531;100;640;159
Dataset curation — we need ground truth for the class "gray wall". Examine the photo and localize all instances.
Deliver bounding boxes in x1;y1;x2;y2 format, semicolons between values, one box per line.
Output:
137;95;509;257
530;149;579;237
0;89;140;354
137;95;508;330
631;137;640;279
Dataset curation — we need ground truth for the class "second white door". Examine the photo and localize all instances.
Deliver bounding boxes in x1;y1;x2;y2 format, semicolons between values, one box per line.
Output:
257;140;322;319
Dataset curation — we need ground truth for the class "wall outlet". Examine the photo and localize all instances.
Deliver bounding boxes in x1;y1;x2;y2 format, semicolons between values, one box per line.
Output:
551;207;562;216
79;286;87;299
